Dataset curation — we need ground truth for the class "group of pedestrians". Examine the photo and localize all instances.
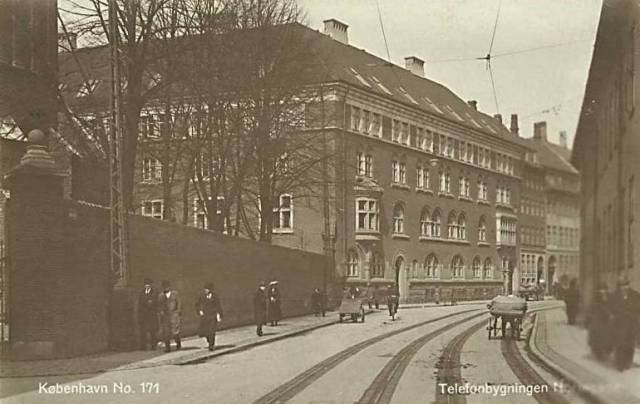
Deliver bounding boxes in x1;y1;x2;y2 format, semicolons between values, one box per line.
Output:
253;281;282;337
138;279;186;353
586;276;640;371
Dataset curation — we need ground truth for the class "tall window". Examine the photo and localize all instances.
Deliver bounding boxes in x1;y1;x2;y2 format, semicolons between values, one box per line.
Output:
351;106;361;131
425;130;434;152
472;257;482;278
356;198;379;231
483;258;493;278
448;212;458;239
142;157;162;182
273;194;293;231
347;250;359;277
392;120;401;142
478;179;488;201
392;203;405;234
459;176;470;197
357;152;372;177
417;165;429;189
458;213;466;240
371;113;382;137
425;254;438;277
399;162;406;184
142;200;163;219
451;255;464;278
420;207;431;236
439;171;450;193
431;210;441;237
371;252;384;277
362;110;371;134
412;260;421;278
478;216;487;242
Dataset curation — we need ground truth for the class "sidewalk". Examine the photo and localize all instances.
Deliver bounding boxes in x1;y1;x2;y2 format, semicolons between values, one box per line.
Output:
0;313;337;378
529;307;640;404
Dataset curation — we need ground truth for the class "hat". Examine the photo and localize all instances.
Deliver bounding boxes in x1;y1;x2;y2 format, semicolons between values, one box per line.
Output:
269;281;279;286
204;282;214;290
162;280;171;288
259;281;267;287
143;278;153;285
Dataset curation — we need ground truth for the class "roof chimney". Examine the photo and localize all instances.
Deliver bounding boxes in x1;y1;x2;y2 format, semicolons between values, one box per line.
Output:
533;121;548;142
510;114;519;135
467;100;478;111
559;131;568;148
494;114;503;125
404;56;424;77
323;19;349;45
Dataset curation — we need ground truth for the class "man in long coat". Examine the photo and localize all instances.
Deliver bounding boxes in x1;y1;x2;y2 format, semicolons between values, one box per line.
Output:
587;283;613;360
195;282;223;351
268;281;282;326
610;276;640;371
138;278;158;350
158;280;182;352
254;282;268;336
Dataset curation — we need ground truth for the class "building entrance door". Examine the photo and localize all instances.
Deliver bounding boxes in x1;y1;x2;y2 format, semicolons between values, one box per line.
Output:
395;257;407;303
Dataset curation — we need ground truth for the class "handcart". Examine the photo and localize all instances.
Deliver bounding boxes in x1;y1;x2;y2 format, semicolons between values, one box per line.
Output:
338;297;366;323
487;295;527;340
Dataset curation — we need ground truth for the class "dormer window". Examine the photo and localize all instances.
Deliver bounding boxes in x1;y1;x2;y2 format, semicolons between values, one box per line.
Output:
370;75;392;95
423;96;443;113
398;86;418;104
348;67;372;88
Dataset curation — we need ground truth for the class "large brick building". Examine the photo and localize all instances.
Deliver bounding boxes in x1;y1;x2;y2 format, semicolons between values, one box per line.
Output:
60;19;566;302
573;0;639;310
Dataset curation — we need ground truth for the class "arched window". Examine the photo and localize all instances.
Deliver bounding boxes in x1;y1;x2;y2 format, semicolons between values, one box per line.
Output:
458;213;466;240
448;211;458;239
431;209;441;237
472;256;481;278
371;252;384;278
425;254;438;277
347;250;359;277
451;255;464;278
392;203;405;234
420;207;430;236
484;258;493;279
478;216;487;242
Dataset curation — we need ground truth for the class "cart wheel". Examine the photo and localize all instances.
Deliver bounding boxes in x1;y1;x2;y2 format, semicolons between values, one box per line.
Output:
487;318;492;340
339;314;343;323
351;314;357;322
361;308;365;323
515;319;521;340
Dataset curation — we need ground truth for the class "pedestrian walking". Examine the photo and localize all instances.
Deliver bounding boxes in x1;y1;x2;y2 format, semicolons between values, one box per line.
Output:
138;278;158;350
268;281;282;326
610;276;640;371
311;288;323;317
386;285;399;320
434;287;440;305
563;278;580;325
158;280;182;352
254;282;268;336
195;282;223;351
587;283;613;360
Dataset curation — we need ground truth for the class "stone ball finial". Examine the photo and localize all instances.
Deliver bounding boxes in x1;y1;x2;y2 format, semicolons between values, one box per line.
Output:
27;129;46;145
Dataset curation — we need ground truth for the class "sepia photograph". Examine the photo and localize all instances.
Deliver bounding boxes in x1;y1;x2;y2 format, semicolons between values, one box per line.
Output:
0;0;638;403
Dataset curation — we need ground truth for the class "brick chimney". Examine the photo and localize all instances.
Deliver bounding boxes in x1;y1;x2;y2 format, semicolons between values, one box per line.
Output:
494;114;503;125
467;100;478;111
510;114;519;135
559;131;568;148
323;19;349;44
533;121;548;142
404;56;424;77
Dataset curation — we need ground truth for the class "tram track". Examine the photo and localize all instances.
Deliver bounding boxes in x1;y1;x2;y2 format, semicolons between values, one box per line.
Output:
358;312;486;404
252;307;483;404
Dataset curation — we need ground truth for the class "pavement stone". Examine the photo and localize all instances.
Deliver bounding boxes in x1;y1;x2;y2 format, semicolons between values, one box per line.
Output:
529;307;640;404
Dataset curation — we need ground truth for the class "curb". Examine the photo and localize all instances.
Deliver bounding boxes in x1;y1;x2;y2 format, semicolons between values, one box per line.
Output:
527;312;607;404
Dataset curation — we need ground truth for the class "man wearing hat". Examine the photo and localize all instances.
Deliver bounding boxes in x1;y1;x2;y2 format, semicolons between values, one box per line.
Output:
138;278;158;350
195;282;223;351
268;281;282;326
610;275;640;371
254;282;268;336
158;280;182;352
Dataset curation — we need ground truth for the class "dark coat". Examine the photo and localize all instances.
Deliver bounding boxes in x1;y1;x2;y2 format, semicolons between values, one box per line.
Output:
311;290;323;312
254;288;268;325
611;288;640;347
587;293;613;356
195;292;223;337
158;290;181;339
268;287;282;322
138;287;158;330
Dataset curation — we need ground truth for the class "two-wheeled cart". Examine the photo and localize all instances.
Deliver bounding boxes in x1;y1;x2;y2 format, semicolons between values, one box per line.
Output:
338;297;366;323
487;296;527;340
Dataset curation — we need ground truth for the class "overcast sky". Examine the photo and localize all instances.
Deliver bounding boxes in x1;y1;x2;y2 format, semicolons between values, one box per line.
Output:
297;0;602;147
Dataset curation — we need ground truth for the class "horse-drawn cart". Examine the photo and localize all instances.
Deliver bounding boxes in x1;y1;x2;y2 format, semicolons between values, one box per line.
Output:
487;295;527;340
338;297;366;323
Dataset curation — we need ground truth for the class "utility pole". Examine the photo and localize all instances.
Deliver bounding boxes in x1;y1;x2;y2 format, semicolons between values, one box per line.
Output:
109;0;128;288
320;84;334;308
